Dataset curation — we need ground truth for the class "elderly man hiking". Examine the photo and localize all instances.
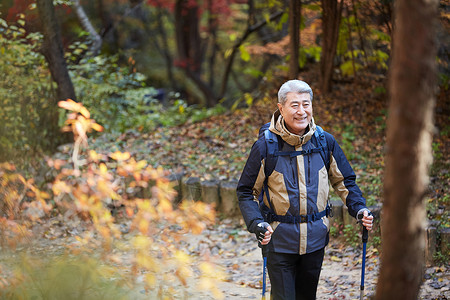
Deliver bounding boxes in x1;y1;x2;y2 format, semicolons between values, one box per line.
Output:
237;80;373;300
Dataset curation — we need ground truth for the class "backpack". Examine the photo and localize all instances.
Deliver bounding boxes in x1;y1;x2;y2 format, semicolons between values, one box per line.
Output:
258;122;331;177
258;122;333;222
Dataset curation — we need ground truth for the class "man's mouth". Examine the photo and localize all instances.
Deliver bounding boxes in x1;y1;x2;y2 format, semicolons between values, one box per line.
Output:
295;116;308;121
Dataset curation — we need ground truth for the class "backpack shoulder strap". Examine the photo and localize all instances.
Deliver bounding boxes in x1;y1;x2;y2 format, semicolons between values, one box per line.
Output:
258;122;279;178
263;127;278;177
256;123;277;215
314;125;326;147
314;125;330;170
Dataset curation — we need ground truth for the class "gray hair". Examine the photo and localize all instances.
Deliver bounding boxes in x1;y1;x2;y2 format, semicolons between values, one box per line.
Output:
277;80;313;104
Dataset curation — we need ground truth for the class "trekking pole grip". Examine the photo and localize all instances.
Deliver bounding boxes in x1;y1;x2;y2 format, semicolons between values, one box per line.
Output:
261;243;268;257
362;226;368;243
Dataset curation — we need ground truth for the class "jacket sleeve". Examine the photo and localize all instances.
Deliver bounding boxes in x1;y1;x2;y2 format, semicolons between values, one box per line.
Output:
326;132;367;218
236;137;266;233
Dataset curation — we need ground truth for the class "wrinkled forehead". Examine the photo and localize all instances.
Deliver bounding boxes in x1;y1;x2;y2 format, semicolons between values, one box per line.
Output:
284;92;312;103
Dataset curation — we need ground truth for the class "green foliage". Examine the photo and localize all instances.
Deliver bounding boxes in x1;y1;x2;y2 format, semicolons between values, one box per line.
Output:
231;93;254;111
438;73;449;90
303;3;321;11
243;67;264;78
340;60;363;76
370;28;391;43
374;85;386;95
275;12;289;30
343;224;360;247
337;16;390;76
299;46;322;68
329;222;343;238
330;221;369;249
432;141;443;161
341;48;388;75
370;235;381;249
1;254;133;300
69;55;226;134
0;17;56;162
368;50;389;70
239;44;251;62
433;250;449;265
339;124;357;161
375;108;387;133
337;17;351;57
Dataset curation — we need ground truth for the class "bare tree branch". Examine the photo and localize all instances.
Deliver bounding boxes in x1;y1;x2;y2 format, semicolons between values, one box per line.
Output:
219;10;283;99
72;0;102;56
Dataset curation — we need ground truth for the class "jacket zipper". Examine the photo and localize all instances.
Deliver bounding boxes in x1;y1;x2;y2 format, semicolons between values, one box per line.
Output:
307;154;311;185
291;157;296;181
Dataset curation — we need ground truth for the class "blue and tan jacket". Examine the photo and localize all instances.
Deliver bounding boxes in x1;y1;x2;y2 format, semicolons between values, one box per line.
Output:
237;111;367;255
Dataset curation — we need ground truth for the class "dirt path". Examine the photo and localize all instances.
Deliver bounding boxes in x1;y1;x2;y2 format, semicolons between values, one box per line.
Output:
182;220;449;300
2;220;448;300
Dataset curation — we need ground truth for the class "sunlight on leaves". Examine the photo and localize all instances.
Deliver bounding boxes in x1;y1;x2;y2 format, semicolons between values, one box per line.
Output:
1;102;221;299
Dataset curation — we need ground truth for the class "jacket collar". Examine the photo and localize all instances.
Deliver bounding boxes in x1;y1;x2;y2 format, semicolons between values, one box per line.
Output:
268;109;316;146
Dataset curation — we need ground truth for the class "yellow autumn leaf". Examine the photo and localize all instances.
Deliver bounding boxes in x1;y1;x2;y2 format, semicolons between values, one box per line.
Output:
330;256;342;262
175;250;192;264
135;160;147;170
79;106;90;119
89;150;101;162
58;99;82;112
133;235;151;249
138;218;150;235
109;151;131;161
158;198;173;214
99;163;108;175
39;191;50;199
145;273;156;286
191;222;205;234
90;122;103;132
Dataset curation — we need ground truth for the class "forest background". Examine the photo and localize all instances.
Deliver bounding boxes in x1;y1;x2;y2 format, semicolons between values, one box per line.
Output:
0;0;448;299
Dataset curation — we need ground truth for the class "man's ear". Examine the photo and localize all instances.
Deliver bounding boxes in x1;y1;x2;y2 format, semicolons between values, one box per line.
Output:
277;102;283;115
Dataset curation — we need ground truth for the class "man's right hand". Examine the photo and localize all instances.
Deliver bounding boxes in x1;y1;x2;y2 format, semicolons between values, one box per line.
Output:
256;222;274;245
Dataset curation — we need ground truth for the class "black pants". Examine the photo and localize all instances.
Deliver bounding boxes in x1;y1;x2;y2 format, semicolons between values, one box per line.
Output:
267;248;325;300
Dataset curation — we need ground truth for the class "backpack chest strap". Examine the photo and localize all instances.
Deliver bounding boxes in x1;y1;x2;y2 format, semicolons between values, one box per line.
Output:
274;147;323;158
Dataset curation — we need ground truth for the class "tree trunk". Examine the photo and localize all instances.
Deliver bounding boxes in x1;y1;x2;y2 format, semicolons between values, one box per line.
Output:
72;0;102;56
376;0;439;299
174;0;203;75
288;0;301;79
175;0;216;106
320;0;343;93
207;0;218;89
344;4;356;77
36;0;76;146
351;0;368;66
155;5;176;90
36;0;76;102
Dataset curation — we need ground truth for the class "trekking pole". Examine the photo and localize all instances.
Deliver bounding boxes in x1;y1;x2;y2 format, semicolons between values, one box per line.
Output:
360;225;369;300
256;222;270;299
261;245;268;299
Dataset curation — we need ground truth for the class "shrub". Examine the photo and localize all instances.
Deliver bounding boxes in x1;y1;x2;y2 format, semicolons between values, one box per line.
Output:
0;17;56;163
0;101;224;298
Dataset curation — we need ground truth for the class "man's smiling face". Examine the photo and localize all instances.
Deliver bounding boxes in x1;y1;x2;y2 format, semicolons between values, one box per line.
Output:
277;92;313;136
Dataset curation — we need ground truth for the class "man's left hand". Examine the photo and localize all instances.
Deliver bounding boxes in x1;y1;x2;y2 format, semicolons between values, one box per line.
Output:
361;210;373;231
